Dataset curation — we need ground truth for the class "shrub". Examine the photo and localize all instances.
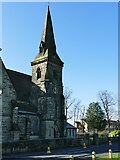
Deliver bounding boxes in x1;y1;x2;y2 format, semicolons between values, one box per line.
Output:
108;130;120;137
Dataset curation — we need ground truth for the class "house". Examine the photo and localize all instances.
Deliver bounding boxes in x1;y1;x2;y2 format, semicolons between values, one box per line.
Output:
66;123;77;138
106;120;120;132
74;120;88;136
1;6;66;142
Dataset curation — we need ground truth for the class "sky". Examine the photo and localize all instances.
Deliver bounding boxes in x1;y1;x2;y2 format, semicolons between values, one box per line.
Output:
1;2;118;117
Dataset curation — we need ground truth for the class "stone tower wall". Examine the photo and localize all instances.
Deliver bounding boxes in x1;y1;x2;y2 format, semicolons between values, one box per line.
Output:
31;60;65;138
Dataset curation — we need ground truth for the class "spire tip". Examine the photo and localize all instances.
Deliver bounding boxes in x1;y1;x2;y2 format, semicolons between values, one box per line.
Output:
48;2;50;8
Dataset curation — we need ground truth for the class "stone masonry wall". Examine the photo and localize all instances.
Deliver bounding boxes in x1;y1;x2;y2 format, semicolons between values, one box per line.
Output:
31;58;65;139
0;60;2;149
2;66;16;142
18;114;39;136
2;136;120;155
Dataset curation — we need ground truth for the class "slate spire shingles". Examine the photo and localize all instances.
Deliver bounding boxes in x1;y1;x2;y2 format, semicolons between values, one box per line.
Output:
39;5;56;55
32;6;63;67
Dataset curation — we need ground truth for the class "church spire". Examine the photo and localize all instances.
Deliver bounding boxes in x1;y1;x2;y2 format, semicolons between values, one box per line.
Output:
39;5;56;56
32;6;63;67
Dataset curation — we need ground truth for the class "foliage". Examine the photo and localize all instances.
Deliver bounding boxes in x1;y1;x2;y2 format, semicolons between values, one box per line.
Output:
108;130;120;137
96;153;120;160
86;102;106;131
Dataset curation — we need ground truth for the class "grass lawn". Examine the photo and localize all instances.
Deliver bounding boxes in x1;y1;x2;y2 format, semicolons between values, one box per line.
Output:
96;153;120;160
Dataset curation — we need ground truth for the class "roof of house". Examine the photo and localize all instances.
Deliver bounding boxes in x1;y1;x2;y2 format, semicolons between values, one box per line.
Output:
110;120;119;124
7;69;32;102
66;122;77;129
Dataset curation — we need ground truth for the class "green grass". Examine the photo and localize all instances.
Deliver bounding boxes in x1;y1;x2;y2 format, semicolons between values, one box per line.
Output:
96;153;120;160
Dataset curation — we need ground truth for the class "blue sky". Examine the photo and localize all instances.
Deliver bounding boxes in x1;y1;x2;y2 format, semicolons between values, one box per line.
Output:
1;2;118;110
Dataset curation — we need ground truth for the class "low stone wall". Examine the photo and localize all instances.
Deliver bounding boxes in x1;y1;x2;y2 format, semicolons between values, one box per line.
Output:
2;137;89;155
2;136;120;155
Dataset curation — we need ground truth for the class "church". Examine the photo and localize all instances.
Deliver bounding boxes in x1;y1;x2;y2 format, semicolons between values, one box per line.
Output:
0;6;66;142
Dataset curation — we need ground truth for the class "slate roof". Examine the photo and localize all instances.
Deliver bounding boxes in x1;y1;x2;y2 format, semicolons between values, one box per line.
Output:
7;69;32;102
11;100;38;114
66;123;77;129
32;6;63;67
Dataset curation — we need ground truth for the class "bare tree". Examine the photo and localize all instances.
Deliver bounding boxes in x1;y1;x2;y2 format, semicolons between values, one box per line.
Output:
75;105;86;133
73;100;81;124
73;102;85;121
64;88;75;120
98;90;116;132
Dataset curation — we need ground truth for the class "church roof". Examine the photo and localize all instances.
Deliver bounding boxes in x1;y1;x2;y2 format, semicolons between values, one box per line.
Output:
11;100;38;114
7;69;32;102
32;6;63;67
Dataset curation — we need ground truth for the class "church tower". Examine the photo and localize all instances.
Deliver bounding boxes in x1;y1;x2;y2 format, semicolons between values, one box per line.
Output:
31;6;65;138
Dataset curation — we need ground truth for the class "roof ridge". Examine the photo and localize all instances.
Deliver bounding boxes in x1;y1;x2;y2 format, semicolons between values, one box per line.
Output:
7;69;31;77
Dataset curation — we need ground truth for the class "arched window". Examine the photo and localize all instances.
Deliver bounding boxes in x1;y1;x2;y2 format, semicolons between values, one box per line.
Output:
36;67;41;80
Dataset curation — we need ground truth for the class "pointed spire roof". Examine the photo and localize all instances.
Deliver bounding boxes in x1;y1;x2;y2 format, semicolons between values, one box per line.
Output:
32;6;63;67
39;5;56;54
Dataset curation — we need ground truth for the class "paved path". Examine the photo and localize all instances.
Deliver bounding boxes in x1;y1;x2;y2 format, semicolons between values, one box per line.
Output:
2;141;120;160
